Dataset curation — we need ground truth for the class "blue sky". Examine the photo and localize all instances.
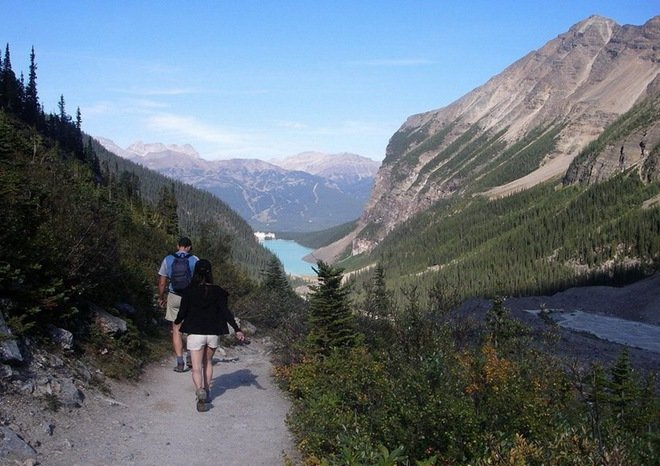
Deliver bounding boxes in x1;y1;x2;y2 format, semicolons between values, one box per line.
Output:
2;1;657;161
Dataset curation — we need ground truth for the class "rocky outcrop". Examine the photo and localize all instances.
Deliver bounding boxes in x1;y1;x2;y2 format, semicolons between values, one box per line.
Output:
344;15;660;257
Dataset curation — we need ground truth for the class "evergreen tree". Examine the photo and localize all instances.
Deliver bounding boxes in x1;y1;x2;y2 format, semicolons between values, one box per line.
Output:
307;261;359;354
156;184;179;239
362;262;393;320
262;256;290;293
1;44;21;112
250;256;302;328
23;46;39;125
609;348;639;428
57;94;67;123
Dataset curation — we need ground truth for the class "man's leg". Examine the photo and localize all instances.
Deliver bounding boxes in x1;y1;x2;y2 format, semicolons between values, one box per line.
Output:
166;293;186;371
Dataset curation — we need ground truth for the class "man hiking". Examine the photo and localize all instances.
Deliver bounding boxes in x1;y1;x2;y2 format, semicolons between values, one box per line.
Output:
158;236;199;372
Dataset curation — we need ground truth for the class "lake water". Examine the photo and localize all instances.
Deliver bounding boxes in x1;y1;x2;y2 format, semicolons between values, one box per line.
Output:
260;239;317;276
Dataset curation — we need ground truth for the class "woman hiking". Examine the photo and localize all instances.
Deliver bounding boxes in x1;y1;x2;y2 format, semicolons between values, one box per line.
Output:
175;259;245;412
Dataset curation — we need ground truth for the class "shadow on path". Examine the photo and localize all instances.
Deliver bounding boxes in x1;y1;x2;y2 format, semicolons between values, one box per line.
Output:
211;368;265;400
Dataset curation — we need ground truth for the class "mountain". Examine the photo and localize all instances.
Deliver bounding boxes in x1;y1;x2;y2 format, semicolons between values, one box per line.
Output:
97;140;380;233
340;15;660;258
271;151;380;183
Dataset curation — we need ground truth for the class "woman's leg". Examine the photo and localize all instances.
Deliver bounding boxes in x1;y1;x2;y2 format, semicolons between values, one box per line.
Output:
190;347;205;390
203;345;217;391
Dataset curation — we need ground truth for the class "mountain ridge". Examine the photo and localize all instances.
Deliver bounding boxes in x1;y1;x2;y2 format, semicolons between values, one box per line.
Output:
343;14;660;259
97;139;380;232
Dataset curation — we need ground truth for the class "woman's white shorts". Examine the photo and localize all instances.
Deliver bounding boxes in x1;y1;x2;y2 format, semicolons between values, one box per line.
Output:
186;334;219;351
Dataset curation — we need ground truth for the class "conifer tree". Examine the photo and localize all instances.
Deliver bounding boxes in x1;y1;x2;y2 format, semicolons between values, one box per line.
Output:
362;262;392;320
1;44;21;111
254;256;300;328
263;256;290;293
23;46;39;125
307;261;359;354
156;184;179;239
609;348;639;426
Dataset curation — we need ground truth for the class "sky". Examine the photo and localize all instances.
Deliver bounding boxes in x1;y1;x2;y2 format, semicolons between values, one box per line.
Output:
2;2;657;161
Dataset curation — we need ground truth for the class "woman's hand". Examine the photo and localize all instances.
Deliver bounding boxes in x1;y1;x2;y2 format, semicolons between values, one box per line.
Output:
235;330;245;342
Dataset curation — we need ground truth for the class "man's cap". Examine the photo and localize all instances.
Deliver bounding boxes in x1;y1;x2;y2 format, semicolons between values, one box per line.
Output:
177;236;192;247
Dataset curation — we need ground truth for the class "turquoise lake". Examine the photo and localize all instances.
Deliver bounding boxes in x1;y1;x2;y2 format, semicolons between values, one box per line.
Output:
260;239;316;276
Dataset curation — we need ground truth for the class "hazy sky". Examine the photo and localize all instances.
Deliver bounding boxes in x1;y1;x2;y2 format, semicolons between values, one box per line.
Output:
2;1;657;161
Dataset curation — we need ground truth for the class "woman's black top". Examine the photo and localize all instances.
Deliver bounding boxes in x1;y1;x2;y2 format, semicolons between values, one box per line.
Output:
175;283;241;335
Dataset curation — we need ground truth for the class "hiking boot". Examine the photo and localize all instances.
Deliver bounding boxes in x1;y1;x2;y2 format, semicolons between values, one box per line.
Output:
196;400;209;412
173;363;187;373
196;388;209;412
196;388;207;403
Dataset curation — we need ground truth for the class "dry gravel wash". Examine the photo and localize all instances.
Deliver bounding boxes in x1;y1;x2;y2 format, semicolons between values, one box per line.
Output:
9;338;297;466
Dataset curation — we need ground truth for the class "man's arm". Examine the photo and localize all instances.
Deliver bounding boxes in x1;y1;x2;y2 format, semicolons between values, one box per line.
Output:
158;275;168;308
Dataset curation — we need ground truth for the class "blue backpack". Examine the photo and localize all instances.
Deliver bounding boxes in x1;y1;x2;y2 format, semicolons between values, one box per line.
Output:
170;253;193;292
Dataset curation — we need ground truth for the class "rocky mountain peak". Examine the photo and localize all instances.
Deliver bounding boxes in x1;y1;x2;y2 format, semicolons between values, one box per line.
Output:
346;15;660;259
568;14;616;38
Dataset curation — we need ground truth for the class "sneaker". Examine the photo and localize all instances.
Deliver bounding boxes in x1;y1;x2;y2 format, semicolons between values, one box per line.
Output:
173;363;187;373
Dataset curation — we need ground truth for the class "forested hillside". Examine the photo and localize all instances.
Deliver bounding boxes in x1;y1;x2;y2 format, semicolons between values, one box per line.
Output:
0;45;276;377
339;95;660;307
90;139;274;280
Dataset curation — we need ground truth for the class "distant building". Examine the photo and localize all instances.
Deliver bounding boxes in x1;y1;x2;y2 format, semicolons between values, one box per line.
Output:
254;231;276;241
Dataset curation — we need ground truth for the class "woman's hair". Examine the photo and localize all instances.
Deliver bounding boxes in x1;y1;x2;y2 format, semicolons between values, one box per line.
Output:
192;259;214;285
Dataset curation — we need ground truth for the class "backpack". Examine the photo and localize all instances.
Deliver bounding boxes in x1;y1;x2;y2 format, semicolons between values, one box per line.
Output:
170;253;193;292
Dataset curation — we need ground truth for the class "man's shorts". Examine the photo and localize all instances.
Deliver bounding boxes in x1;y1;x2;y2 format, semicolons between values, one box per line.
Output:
186;334;219;351
165;293;182;322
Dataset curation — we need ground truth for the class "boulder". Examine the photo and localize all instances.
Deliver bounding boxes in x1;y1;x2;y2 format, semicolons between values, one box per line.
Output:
89;304;127;336
0;312;23;364
48;325;73;351
0;426;38;465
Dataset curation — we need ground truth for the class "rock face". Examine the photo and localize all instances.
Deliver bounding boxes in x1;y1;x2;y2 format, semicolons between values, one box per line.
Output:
348;15;660;256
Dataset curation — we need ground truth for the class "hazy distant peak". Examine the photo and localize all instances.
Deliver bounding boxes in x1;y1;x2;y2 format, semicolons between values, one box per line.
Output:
272;151;380;179
127;141;200;158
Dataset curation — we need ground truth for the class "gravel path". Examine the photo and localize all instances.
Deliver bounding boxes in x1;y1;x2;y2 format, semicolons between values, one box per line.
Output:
34;338;297;466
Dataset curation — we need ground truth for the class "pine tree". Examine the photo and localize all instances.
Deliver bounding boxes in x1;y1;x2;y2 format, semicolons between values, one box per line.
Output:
262;256;290;293
156;184;179;239
255;256;301;328
1;44;21;112
307;261;359;354
362;262;392;320
609;348;639;428
23;46;39;125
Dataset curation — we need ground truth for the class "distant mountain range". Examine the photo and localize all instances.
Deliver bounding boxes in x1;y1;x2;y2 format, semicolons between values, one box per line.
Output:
96;138;380;233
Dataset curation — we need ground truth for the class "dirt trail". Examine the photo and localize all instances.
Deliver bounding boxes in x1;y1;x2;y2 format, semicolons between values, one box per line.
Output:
33;338;297;466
